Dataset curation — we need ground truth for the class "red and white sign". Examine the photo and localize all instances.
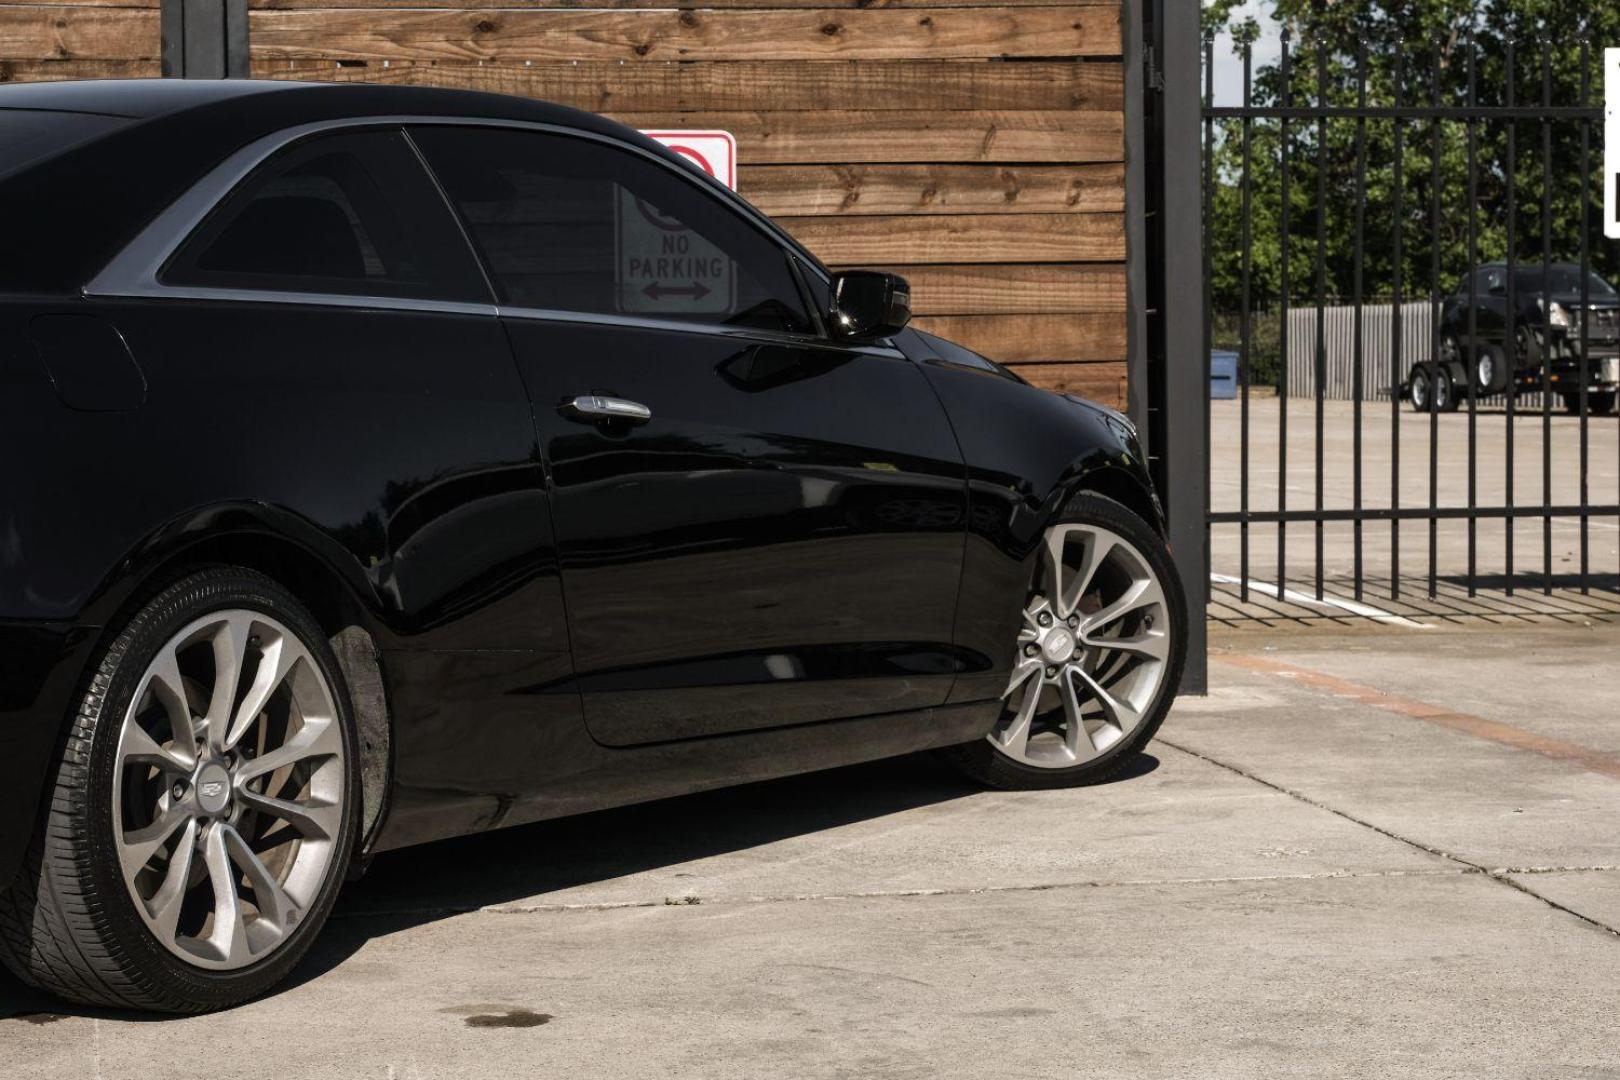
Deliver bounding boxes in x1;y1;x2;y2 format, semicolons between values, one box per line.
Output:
615;130;739;315
640;130;737;191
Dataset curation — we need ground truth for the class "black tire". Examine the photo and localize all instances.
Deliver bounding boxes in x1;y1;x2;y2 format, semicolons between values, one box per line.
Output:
941;493;1187;791
1437;366;1460;412
1564;391;1616;416
1409;367;1432;413
0;567;359;1013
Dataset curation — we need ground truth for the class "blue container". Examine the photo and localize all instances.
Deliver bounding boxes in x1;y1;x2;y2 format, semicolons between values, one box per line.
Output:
1210;350;1239;400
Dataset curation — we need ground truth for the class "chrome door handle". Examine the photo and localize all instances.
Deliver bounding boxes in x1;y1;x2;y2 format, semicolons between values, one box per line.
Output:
559;395;653;425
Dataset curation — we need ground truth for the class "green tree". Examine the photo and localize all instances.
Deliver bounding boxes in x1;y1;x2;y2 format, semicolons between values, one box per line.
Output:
1203;1;1619;381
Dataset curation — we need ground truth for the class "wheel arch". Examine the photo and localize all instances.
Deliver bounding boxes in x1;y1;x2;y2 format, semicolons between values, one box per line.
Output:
78;507;396;851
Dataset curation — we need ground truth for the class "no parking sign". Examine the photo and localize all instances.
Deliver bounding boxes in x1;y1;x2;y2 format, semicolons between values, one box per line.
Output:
616;131;738;316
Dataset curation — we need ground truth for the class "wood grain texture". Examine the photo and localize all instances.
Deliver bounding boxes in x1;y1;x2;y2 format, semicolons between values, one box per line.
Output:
842;264;1125;315
249;7;1121;63
909;314;1123;362
740;163;1122;216
250;58;1124;112
0;6;158;61
0;58;157;81
251;0;1115;9
610;110;1122;164
1007;361;1126;406
780;213;1123;265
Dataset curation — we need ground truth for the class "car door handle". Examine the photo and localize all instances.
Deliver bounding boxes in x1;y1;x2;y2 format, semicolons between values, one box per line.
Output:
559;395;653;425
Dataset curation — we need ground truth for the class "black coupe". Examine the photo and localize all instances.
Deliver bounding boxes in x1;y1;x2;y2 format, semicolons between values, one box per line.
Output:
0;80;1185;1012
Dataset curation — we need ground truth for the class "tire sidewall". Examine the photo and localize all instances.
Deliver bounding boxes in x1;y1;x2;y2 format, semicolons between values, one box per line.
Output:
77;569;360;1009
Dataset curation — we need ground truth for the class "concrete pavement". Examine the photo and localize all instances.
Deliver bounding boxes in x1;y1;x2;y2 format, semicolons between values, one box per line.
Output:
3;622;1619;1078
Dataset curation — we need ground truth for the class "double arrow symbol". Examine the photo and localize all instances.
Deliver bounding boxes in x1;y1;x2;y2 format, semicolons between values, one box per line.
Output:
642;281;712;300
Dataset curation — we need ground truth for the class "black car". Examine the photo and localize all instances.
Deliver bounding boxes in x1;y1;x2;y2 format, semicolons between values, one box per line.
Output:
1416;262;1620;414
0;80;1185;1013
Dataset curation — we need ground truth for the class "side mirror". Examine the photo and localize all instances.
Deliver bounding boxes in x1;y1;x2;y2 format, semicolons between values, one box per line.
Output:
828;270;911;340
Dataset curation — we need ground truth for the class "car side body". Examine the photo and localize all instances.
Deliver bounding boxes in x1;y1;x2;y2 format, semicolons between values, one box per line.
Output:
0;79;1162;892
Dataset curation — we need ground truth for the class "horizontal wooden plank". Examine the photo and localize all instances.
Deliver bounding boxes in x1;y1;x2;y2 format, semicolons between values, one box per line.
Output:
1006;360;1126;406
740;163;1122;217
836;263;1125;315
779;213;1122;264
249;7;1121;63
0;7;158;61
611;110;1122;164
252;0;1115;9
250;58;1123;112
911;314;1123;363
0;58;158;82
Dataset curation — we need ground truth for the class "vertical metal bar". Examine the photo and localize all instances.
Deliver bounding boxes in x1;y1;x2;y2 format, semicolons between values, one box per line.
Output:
1540;36;1554;595
1278;29;1292;601
1122;0;1151;448
1391;41;1405;600
1353;42;1367;602
1505;40;1518;596
1315;38;1328;602
1204;39;1215;611
1466;27;1479;597
1428;38;1442;600
1155;0;1208;692
1579;36;1593;594
1239;43;1254;604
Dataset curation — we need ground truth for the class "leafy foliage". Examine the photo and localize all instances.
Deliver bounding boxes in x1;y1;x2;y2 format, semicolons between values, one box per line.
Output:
1204;1;1619;326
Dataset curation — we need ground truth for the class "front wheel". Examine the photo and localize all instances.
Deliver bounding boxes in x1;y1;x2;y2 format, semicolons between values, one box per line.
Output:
942;493;1187;790
0;567;359;1013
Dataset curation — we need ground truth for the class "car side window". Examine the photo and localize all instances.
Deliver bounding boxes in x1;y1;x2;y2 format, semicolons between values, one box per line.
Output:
164;129;488;303
411;126;813;335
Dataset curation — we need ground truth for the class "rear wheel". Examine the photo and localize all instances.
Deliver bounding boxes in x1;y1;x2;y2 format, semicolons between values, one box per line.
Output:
0;568;358;1013
1410;366;1455;412
1564;391;1617;416
942;494;1186;790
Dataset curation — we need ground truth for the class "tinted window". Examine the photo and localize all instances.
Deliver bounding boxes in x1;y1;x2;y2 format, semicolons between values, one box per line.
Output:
0;109;131;182
1515;266;1618;298
413;127;812;334
165;130;488;302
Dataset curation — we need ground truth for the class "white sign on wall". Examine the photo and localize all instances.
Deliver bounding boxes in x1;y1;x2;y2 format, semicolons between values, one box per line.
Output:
615;131;739;316
1608;49;1619;239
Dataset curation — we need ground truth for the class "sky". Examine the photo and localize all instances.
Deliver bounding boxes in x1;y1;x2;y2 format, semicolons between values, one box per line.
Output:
1209;0;1285;107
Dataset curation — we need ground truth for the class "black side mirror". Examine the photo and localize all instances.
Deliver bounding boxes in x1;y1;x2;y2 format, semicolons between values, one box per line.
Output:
828;270;911;340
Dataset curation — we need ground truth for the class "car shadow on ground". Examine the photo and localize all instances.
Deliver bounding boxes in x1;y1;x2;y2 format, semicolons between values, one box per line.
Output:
0;749;1159;1022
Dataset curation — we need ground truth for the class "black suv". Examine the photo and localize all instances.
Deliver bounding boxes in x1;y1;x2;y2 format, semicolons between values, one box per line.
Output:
1419;262;1620;414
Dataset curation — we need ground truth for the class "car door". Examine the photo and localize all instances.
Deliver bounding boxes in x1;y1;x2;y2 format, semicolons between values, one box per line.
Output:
411;124;969;746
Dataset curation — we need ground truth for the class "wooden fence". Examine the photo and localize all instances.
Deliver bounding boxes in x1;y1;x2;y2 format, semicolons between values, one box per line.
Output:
2;0;1128;406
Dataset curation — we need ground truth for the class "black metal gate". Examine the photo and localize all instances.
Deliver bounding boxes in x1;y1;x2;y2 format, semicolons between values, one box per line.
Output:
1199;19;1618;618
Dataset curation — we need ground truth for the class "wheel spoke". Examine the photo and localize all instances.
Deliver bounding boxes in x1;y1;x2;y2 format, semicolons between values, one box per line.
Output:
237;788;340;842
1002;656;1043;699
997;676;1043;760
119;803;190;880
235;716;341;784
146;819;199;942
223;825;296;931
203;613;253;747
201;824;250;965
1071;665;1143;735
222;630;301;752
118;720;193;776
1080;575;1163;638
1058;667;1098;759
141;644;199;767
1066;531;1116;615
1095;628;1170;663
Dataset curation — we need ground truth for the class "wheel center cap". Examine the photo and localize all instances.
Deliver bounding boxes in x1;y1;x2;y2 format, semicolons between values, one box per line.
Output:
1041;627;1077;664
195;763;232;815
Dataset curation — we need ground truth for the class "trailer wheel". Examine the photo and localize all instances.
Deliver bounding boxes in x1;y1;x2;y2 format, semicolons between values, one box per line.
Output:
1565;391;1616;416
1410;365;1457;414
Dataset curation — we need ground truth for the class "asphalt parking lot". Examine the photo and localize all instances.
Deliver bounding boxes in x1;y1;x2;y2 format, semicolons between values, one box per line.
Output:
4;618;1618;1078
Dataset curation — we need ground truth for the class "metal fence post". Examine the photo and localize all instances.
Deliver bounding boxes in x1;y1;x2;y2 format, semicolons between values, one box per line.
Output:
1149;0;1208;693
162;0;249;79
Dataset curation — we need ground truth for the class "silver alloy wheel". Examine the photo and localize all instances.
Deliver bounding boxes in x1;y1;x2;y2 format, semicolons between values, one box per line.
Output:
111;610;345;970
989;523;1171;769
1477;351;1495;392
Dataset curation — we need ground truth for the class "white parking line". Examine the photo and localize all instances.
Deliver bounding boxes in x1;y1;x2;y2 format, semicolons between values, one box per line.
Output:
1210;572;1432;629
